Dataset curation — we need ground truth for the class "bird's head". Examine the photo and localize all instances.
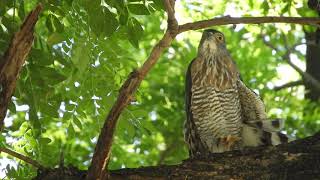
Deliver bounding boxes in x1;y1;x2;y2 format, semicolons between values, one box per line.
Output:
198;29;226;57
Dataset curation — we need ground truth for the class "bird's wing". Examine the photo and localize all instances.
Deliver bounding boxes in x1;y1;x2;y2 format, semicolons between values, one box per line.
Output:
237;80;288;145
184;59;207;156
185;59;194;125
237;80;284;131
237;80;267;122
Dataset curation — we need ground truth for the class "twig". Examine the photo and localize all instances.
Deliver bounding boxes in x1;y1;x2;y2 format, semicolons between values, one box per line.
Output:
0;147;44;169
86;0;178;179
179;16;320;33
260;35;279;51
273;80;304;91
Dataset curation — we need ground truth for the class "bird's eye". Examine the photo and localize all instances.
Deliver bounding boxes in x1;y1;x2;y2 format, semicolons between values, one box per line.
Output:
216;35;224;41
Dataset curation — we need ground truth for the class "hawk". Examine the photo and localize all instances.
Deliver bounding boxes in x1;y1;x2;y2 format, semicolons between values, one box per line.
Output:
184;29;288;157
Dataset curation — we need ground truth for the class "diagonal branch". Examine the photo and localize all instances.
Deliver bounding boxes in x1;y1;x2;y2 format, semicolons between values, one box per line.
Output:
0;4;43;130
86;1;178;179
179;16;320;33
0;147;44;169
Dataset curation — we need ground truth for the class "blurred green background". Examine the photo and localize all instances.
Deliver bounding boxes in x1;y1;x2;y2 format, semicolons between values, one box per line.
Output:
0;0;319;179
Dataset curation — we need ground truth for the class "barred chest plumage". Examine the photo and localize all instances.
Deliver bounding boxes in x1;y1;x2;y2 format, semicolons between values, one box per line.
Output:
189;56;243;152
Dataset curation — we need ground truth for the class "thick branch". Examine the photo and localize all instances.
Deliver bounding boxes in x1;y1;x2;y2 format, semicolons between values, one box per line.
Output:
0;147;43;169
0;4;42;130
35;132;320;180
179;16;320;33
273;80;304;91
86;1;178;179
110;133;320;179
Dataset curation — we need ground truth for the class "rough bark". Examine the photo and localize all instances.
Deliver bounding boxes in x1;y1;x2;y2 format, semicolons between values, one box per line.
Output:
306;0;320;101
305;30;320;101
0;4;42;130
34;132;320;180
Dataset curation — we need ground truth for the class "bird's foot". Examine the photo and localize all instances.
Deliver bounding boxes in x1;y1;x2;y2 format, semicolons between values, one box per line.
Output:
220;135;241;150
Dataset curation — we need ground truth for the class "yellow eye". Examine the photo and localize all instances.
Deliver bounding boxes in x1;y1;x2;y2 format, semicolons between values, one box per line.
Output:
216;35;224;41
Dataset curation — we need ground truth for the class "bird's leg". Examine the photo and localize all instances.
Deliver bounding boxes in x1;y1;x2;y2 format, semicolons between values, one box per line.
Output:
220;135;241;150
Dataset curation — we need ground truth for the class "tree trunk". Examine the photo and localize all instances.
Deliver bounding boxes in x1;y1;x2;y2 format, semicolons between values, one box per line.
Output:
306;0;320;101
34;132;320;180
0;4;42;130
305;29;320;101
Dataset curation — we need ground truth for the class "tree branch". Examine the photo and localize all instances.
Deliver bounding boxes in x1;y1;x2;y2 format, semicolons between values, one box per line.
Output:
179;16;320;33
111;133;320;179
273;80;304;91
261;35;320;93
164;0;178;34
282;42;320;93
86;1;178;179
0;4;42;130
0;147;44;169
34;132;320;179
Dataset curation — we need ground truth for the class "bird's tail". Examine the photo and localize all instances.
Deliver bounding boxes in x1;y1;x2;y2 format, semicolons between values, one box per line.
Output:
242;119;288;147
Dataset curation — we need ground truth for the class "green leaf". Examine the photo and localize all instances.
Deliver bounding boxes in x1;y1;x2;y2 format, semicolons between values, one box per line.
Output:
152;0;165;10
51;15;64;33
81;0;101;12
128;4;150;15
30;48;54;66
0;134;6;147
281;4;290;15
261;0;269;15
88;7;118;37
248;0;254;8
46;14;64;33
119;6;129;25
88;9;104;37
39;137;52;145
127;17;144;48
38;66;67;85
104;8;118;37
8;101;16;113
71;40;91;72
41;104;59;118
18;1;26;19
73;116;82;129
47;33;65;46
68;123;75;138
29;108;41;131
46;14;55;32
0;1;6;16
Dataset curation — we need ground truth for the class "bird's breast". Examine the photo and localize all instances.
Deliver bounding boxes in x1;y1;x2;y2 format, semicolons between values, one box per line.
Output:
190;56;238;90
